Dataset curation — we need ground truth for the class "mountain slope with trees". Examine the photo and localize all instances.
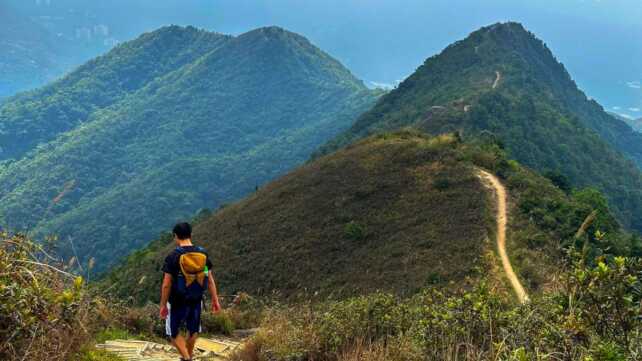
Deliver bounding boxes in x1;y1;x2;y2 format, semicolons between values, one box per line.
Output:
105;132;639;302
0;26;231;161
321;22;642;232
0;26;377;271
0;8;64;99
624;117;642;133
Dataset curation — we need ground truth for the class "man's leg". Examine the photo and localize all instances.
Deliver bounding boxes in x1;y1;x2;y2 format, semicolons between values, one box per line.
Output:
186;332;198;358
167;303;191;360
171;335;191;360
185;301;203;359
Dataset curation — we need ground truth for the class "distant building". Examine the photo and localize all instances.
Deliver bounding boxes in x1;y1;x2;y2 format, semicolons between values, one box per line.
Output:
75;27;92;41
94;24;110;37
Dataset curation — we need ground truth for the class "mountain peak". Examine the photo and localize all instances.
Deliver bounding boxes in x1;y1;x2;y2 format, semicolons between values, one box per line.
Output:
460;21;550;60
325;22;642;232
237;25;310;45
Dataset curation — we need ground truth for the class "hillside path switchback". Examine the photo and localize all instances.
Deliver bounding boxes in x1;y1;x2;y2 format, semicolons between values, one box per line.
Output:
492;71;502;89
477;169;529;303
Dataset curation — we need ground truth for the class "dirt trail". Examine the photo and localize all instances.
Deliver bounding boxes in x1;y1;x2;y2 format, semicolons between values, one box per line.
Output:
477;169;529;303
492;71;502;89
96;337;240;361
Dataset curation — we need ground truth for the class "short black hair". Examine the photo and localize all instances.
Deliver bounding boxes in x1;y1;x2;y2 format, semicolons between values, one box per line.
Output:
173;222;192;240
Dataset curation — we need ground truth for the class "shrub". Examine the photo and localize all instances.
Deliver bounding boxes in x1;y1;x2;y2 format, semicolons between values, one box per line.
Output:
242;254;642;361
432;177;451;190
344;221;367;241
202;310;235;335
0;233;101;360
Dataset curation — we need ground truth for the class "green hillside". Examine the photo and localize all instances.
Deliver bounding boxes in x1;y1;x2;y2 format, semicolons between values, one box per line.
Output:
634;118;642;132
623;116;642;133
0;26;231;161
104;132;637;303
320;22;642;232
609;112;642;133
0;9;63;99
0;26;377;271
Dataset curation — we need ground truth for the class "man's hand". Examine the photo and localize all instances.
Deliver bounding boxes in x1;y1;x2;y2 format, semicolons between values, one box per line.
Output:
160;304;169;319
211;299;222;314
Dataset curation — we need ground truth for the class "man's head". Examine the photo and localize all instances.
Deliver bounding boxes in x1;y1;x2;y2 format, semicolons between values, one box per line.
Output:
173;222;192;244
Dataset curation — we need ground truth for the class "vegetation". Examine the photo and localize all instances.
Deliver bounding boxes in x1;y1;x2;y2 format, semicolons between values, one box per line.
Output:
237;252;642;361
0;232;105;360
104;132;639;303
0;25;230;161
0;9;63;98
0;25;378;272
320;22;642;233
0;232;255;360
614;113;642;133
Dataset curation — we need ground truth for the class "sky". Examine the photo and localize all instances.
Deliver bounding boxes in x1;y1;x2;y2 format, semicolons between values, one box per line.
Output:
7;0;642;118
204;0;642;118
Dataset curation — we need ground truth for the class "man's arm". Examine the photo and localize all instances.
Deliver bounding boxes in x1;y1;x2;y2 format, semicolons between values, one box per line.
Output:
208;271;221;313
159;273;172;319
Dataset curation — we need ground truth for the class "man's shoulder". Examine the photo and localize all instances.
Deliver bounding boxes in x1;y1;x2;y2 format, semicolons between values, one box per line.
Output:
163;248;182;266
182;245;207;253
165;247;180;258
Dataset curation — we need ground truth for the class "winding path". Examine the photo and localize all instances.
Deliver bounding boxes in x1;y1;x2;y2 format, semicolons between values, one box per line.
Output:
477;169;529;303
492;71;502;89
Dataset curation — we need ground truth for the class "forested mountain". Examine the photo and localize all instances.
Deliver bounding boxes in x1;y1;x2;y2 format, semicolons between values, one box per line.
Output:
106;132;638;302
0;25;377;271
0;8;64;98
0;26;230;160
609;112;642;133
321;22;642;232
624;117;642;133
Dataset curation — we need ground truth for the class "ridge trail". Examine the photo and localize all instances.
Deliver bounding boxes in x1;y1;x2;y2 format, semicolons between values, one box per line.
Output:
492;71;502;89
477;169;529;303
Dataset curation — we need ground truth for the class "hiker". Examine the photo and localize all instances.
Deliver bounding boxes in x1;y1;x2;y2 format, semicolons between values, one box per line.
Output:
159;222;222;361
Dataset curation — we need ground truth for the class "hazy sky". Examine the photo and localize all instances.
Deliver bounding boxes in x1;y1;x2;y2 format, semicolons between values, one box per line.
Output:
8;0;642;117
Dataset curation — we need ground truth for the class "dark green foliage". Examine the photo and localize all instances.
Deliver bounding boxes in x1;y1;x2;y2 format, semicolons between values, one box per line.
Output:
321;22;642;233
544;170;572;194
0;25;231;161
344;221;366;241
0;26;378;271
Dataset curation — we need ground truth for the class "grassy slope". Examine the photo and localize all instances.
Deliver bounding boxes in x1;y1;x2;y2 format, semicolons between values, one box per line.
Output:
320;22;642;233
0;26;377;271
104;132;622;303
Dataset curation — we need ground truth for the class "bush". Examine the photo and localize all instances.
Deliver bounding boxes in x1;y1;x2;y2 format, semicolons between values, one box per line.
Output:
239;254;642;361
202;310;235;335
344;221;367;241
0;233;105;360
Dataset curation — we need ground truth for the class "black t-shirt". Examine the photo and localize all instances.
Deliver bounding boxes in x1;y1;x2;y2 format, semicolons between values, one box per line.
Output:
162;245;213;304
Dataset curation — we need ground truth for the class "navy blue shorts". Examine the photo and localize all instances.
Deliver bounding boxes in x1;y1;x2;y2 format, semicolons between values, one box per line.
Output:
165;301;202;338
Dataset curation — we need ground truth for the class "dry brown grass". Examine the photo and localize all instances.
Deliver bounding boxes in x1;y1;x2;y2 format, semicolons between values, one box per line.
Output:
107;132;491;303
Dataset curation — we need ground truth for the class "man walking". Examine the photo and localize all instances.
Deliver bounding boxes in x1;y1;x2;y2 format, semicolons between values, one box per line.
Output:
160;222;222;361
